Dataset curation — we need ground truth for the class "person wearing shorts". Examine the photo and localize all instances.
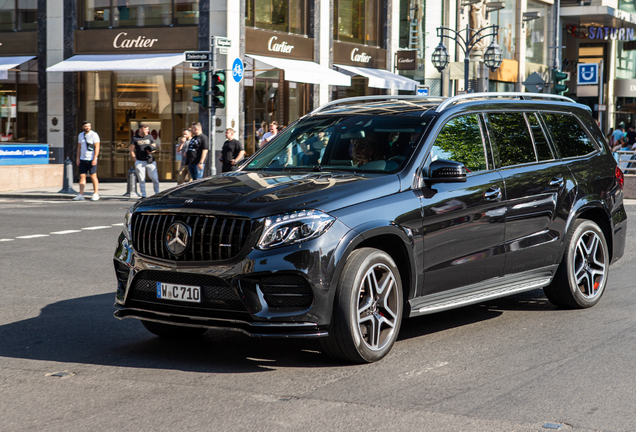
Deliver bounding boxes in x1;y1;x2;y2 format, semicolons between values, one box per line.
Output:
74;121;100;201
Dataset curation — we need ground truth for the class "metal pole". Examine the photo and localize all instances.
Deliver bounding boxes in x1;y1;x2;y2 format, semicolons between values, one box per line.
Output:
599;60;604;131
464;57;470;92
208;38;217;177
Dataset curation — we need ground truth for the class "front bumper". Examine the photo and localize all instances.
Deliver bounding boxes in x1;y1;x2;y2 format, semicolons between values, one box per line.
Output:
113;220;352;337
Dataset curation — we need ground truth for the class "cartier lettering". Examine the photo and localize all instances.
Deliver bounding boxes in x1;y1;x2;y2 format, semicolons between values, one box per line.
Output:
113;32;159;49
351;48;372;63
398;58;414;64
268;36;294;54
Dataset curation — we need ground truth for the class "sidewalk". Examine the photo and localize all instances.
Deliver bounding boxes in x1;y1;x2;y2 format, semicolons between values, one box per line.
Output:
0;181;178;201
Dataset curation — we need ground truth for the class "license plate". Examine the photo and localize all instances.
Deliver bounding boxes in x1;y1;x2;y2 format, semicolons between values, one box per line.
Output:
156;283;201;303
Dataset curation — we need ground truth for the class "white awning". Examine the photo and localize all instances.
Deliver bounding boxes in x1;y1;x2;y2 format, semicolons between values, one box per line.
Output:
246;54;351;87
335;64;419;91
46;53;185;72
0;56;36;79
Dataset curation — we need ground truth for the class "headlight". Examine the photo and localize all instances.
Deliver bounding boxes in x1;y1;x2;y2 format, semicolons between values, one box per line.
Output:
257;210;335;250
122;206;134;240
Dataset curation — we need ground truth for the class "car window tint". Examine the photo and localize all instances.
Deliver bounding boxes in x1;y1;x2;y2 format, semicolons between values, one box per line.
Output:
485;113;536;167
541;113;597;157
526;113;553;161
430;114;488;172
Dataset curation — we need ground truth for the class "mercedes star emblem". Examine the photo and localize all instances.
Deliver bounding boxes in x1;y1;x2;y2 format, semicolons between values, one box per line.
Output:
165;222;190;256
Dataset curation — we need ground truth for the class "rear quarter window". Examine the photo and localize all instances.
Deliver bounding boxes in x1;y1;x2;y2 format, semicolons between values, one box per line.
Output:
541;113;598;158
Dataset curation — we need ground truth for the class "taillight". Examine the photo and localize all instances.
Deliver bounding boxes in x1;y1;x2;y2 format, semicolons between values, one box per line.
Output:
616;166;624;190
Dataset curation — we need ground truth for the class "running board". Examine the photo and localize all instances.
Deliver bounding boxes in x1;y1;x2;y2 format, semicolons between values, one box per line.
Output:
408;266;557;317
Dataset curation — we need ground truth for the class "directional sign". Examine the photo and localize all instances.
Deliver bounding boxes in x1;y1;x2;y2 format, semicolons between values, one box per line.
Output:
185;51;211;62
232;58;244;83
578;63;599;85
523;71;546;93
213;37;231;48
189;62;206;69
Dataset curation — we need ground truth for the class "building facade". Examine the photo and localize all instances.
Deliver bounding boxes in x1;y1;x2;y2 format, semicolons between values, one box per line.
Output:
1;0;631;183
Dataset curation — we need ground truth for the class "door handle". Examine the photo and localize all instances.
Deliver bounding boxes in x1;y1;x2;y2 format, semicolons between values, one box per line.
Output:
549;176;564;188
484;186;502;201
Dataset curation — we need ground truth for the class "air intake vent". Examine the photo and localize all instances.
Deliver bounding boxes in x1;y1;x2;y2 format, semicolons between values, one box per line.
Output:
131;213;252;261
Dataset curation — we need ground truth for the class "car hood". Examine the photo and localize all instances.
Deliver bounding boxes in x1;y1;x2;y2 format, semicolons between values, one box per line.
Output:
137;171;400;218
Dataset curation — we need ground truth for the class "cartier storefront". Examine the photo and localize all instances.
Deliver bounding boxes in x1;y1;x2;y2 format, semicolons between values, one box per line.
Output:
243;27;351;153
47;27;198;180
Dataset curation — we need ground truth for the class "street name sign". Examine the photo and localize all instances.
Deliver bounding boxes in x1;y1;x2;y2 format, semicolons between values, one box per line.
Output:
218;47;229;55
214;37;231;48
189;62;206;68
185;51;211;62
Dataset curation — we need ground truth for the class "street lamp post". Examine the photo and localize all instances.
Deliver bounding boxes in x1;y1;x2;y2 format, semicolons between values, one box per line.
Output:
431;24;503;93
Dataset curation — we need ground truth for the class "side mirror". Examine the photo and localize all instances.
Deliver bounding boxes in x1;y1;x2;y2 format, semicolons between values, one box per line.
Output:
427;159;467;183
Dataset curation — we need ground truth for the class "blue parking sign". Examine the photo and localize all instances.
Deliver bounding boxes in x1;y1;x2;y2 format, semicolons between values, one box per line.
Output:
577;63;599;85
232;58;244;83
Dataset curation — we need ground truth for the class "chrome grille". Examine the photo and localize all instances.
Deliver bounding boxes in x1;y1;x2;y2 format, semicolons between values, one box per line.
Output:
131;213;252;261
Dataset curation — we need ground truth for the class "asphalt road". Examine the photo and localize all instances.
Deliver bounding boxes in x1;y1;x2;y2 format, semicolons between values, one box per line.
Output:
1;198;636;432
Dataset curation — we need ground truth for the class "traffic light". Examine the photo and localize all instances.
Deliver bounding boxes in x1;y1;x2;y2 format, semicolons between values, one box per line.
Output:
553;69;569;95
192;71;209;108
212;71;226;109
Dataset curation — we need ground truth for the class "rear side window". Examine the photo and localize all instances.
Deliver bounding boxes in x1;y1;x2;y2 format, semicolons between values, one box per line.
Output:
541;113;597;158
526;113;554;161
430;114;488;172
484;113;536;167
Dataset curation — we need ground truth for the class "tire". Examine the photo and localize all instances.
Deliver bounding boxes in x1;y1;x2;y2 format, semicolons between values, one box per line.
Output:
320;248;403;363
544;219;609;309
141;320;207;339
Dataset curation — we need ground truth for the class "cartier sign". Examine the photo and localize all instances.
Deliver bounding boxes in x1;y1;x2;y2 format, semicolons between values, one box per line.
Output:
396;50;417;70
75;27;198;54
334;41;386;69
246;28;314;61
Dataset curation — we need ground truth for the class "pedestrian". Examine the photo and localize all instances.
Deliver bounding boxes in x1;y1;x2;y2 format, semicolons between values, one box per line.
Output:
260;121;278;148
627;126;636;149
186;122;209;180
607;128;615;148
130;123;160;198
256;121;267;149
612;125;625;144
74;121;101;201
219;128;245;173
176;128;192;185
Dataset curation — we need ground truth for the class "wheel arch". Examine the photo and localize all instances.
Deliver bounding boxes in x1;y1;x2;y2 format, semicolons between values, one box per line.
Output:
560;200;613;263
332;223;417;314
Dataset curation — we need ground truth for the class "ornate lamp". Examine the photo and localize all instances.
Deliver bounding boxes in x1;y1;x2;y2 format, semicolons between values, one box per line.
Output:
483;41;503;72
431;43;450;73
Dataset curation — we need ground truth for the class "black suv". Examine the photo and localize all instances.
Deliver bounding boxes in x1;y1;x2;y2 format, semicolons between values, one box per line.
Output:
113;93;627;363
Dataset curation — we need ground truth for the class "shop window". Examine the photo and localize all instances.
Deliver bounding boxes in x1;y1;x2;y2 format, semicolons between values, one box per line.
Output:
334;0;382;46
245;0;308;35
81;0;199;28
0;62;38;142
525;0;549;67
0;0;37;31
488;2;515;60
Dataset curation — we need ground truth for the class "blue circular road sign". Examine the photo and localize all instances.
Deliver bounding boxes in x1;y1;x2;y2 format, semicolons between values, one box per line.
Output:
232;58;244;83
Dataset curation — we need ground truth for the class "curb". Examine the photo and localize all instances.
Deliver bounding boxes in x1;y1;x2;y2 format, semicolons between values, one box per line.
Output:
0;193;141;201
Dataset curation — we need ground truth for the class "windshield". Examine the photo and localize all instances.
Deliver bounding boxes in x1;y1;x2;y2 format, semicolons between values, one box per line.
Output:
244;115;429;173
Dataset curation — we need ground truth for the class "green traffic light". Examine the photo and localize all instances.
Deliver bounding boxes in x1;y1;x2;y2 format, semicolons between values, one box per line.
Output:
192;71;209;108
552;69;569;95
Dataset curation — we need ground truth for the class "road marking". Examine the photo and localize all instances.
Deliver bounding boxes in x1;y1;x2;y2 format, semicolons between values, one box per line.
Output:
112;223;124;226
50;230;82;235
0;239;14;242
82;226;112;230
16;234;50;239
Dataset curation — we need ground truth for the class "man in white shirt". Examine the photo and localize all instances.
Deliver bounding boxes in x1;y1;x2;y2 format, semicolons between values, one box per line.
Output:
260;121;279;148
74;121;101;201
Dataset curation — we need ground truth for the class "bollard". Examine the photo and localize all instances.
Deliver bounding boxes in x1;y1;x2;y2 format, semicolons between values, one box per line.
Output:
58;157;77;194
123;167;140;198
